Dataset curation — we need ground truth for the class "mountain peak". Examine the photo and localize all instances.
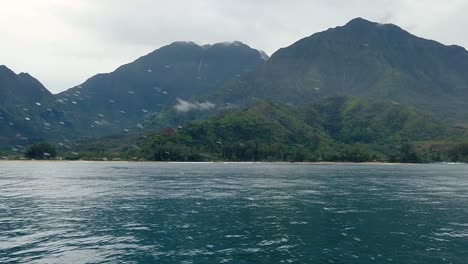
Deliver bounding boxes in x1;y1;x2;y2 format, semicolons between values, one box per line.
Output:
342;17;406;34
167;41;249;48
17;72;33;78
169;41;199;47
205;41;251;49
164;41;254;51
0;66;39;80
216;41;246;47
0;65;15;75
345;17;376;26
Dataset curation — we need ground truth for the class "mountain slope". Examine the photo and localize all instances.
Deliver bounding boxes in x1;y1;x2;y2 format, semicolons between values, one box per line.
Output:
131;101;327;161
308;96;449;144
131;97;464;162
0;66;55;146
53;41;267;136
0;65;53;106
217;18;468;123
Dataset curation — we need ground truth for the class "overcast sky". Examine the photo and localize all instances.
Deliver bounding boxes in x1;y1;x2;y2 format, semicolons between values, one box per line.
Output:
1;0;467;93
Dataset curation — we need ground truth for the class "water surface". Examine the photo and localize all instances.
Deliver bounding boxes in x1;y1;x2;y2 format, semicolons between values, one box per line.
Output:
0;162;467;263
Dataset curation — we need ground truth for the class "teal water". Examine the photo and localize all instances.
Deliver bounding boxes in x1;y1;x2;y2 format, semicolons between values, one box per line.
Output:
0;162;467;263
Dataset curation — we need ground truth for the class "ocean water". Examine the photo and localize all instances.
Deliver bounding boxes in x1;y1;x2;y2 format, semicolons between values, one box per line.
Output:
0;162;467;263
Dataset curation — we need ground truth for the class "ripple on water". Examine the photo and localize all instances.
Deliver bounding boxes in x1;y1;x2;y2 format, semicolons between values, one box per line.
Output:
0;162;467;263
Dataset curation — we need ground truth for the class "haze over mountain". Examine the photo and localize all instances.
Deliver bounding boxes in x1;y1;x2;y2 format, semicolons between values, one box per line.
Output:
218;18;468;122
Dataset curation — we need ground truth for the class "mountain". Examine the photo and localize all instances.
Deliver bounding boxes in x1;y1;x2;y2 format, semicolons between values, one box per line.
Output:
0;65;53;106
216;18;468;123
0;66;55;147
4;17;468;156
53;41;267;136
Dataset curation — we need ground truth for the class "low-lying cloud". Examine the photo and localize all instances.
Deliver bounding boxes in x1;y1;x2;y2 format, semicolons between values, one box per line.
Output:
174;98;216;113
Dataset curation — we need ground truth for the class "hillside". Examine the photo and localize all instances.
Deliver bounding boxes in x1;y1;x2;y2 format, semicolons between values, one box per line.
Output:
0;65;53;106
0;66;56;146
216;18;468;123
52;41;267;136
76;97;465;162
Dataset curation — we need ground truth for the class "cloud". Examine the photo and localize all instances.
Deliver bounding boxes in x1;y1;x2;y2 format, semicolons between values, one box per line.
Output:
174;98;216;113
1;1;468;93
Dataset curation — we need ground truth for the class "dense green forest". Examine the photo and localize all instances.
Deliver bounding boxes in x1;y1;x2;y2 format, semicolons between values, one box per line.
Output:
136;98;467;162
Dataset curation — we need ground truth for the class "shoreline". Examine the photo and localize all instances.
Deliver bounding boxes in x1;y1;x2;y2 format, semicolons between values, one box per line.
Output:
0;160;464;165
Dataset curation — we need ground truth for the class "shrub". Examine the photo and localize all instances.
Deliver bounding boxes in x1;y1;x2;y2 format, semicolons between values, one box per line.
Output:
25;143;57;160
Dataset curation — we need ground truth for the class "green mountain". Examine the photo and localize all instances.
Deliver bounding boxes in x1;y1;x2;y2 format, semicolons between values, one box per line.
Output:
0;66;55;147
53;41;267;136
3;17;468;161
217;18;468;123
0;65;53;105
0;42;267;149
112;97;465;162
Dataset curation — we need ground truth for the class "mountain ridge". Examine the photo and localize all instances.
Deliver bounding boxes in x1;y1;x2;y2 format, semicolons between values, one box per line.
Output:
49;40;267;136
216;17;468;123
0;65;55;146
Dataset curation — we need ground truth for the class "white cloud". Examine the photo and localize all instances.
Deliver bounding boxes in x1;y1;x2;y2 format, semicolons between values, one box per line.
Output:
1;0;467;93
174;98;216;113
